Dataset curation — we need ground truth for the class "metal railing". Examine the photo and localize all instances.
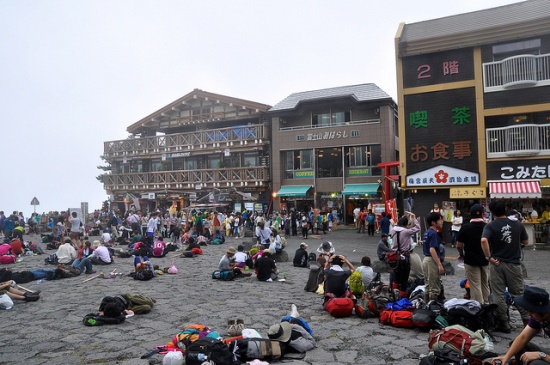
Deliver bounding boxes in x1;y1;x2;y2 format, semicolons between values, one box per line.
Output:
486;124;550;158
103;166;269;191
103;124;268;158
483;53;550;92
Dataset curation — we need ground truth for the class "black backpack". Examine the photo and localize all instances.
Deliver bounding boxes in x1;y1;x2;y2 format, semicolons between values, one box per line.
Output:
443;303;498;332
185;337;240;365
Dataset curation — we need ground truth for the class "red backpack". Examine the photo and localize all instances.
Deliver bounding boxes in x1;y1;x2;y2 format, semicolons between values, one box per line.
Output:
428;325;493;365
324;293;354;318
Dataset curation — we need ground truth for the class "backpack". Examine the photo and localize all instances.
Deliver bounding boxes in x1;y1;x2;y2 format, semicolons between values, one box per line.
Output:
83;313;125;326
384;251;399;270
186;337;240;365
235;338;281;362
170;324;209;352
428;325;495;365
0;244;12;256
307;252;317;264
212;270;235;281
355;296;378;319
419;349;463;365
348;270;365;296
133;269;154;281
44;253;59;265
323;293;354;318
0;254;16;264
390;310;415;328
412;308;436;329
444;303;498;333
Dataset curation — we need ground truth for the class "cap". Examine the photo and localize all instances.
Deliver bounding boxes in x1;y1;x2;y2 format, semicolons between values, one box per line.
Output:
299;242;308;249
470;204;484;218
381;233;389;238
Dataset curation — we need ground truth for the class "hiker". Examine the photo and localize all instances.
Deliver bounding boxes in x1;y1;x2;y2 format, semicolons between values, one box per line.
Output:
254;250;278;282
492;286;550;365
269;228;284;254
317;241;335;261
234;244;250;269
77;241;94;260
89;241;113;265
422;212;444;303
389;213;420;297
293;242;309;268
355;256;375;288
0;280;40;302
255;221;272;249
324;255;355;298
377;233;392;261
219;246;250;278
98;293;156;318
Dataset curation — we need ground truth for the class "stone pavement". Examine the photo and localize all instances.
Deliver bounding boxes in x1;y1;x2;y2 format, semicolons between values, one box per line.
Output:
2;228;549;365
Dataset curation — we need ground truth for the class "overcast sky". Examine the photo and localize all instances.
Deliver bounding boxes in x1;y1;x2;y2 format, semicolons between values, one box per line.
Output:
0;0;520;216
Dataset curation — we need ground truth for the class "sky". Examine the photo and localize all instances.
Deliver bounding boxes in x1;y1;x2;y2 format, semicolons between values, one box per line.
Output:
0;0;521;216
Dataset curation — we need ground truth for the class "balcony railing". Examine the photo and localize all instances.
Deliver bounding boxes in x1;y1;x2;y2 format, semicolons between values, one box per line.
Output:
483;53;550;92
486;124;550;158
104;124;269;159
103;166;269;192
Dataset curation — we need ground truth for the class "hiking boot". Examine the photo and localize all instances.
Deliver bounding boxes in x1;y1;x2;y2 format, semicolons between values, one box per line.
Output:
494;322;512;333
85;270;97;275
24;292;40;302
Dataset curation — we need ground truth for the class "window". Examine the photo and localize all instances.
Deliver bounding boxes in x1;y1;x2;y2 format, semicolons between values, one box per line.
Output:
207;155;221;169
492;39;541;61
346;145;382;175
173;158;184;171
151;159;162;172
185;158;198;170
243;153;258;167
283;150;313;179
317;147;342;178
130;160;143;173
312;111;351;127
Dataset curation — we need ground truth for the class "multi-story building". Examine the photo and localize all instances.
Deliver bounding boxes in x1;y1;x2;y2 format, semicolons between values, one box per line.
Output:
102;89;271;213
396;0;550;242
268;83;398;224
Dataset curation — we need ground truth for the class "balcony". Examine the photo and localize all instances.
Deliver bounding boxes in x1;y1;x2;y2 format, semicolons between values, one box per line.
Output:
279;119;380;131
103;166;269;193
486;124;550;158
483;53;550;92
104;124;269;159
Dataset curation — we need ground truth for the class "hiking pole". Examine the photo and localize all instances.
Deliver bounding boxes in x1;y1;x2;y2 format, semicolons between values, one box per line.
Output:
17;285;36;293
82;274;100;283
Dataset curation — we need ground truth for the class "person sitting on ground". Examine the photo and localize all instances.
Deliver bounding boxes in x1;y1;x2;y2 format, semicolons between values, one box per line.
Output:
317;241;335;261
98;293;156;318
377;233;392;261
89;240;113;265
152;239;167;258
9;238;23;256
77;241;94;260
267;305;316;353
219;246;250;278
102;230;115;245
234;244;250;269
324;255;355;298
492;286;550;365
0;280;40;302
184;237;200;251
355;256;375;288
57;237;77;265
255;250;278;282
293;242;309;268
269;228;284;254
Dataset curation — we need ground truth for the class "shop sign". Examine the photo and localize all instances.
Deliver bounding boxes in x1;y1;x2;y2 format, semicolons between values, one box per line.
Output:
349;168;370;176
168;152;191;158
407;165;479;186
294;171;314;178
487;161;550;180
299;130;349;142
449;187;486;199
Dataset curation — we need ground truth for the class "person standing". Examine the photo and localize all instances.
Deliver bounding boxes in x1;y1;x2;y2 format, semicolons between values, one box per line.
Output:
456;204;489;305
366;211;376;237
68;212;83;245
379;212;391;237
390;213;420;297
422;212;444;302
482;200;529;333
146;212;157;239
353;206;361;231
451;209;463;248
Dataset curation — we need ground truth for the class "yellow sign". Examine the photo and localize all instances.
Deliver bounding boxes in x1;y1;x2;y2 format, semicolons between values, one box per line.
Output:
449;187;486;199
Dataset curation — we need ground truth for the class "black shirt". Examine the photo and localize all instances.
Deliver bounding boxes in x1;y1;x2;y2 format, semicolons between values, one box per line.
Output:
456;221;487;266
293;248;308;267
255;256;276;281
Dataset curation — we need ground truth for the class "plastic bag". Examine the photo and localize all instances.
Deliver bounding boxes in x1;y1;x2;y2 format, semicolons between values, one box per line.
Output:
242;328;262;339
167;259;178;274
0;294;14;310
162;351;184;365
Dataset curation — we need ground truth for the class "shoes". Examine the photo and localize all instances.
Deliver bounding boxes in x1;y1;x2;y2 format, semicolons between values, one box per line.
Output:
227;319;244;336
290;304;300;318
494;322;512;333
85;270;97;275
242;272;253;277
24;292;40;302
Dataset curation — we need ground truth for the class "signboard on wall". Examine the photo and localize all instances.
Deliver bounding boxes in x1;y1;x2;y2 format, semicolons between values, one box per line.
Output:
404;88;479;177
487;160;550;180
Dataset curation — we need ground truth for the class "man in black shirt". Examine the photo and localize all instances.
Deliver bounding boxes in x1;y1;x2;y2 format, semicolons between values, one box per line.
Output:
324;255;355;298
255;250;278;282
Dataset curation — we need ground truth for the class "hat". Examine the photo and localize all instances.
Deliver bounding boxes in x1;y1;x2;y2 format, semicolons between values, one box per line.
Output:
300;242;308;249
226;246;237;255
321;241;335;253
515;286;550;313
64;237;72;243
470;204;484;218
267;322;292;342
381;233;389;238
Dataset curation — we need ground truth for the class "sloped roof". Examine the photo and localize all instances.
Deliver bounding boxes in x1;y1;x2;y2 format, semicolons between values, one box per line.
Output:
269;83;392;112
398;0;550;57
127;89;271;133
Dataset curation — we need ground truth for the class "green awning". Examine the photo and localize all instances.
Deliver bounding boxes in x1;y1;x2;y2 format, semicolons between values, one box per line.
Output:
277;185;312;197
342;183;380;196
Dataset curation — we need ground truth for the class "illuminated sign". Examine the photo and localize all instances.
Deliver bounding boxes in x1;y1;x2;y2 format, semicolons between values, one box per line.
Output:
349;168;370;176
294;171;314;178
406;165;479;186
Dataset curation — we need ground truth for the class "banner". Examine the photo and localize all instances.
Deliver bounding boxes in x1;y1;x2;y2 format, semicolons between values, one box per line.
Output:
386;199;397;222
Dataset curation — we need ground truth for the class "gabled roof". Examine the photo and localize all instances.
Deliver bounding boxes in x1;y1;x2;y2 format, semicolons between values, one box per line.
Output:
127;89;271;133
269;83;392;112
398;0;550;57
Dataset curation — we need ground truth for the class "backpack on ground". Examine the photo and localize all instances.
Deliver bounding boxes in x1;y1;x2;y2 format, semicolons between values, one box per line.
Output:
212;270;235;281
44;253;59;265
418;348;463;365
83;312;125;326
355;296;378;319
444;303;498;333
428;325;496;365
307;252;317;265
412;308;436;329
324;293;354;318
170;324;210;352
235;338;282;362
304;262;324;292
348;270;365;296
0;244;12;256
133;269;154;281
186;337;241;365
390;309;415;328
0;254;16;264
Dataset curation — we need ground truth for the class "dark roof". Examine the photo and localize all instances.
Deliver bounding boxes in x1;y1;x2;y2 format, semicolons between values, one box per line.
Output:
398;0;550;57
269;83;392;112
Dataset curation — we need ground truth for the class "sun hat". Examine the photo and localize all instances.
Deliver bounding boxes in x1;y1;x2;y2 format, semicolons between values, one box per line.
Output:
299;242;308;249
470;204;484;218
226;246;237;255
514;286;550;313
267;322;292;342
321;241;335;253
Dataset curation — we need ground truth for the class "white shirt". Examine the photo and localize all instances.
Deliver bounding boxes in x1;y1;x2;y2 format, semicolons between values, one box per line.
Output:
356;265;375;287
147;218;157;233
451;216;463;232
57;243;76;264
69;217;82;233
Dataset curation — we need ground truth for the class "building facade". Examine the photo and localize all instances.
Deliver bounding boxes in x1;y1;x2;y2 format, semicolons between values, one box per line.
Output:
268;84;398;224
396;0;550;242
102;89;272;213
